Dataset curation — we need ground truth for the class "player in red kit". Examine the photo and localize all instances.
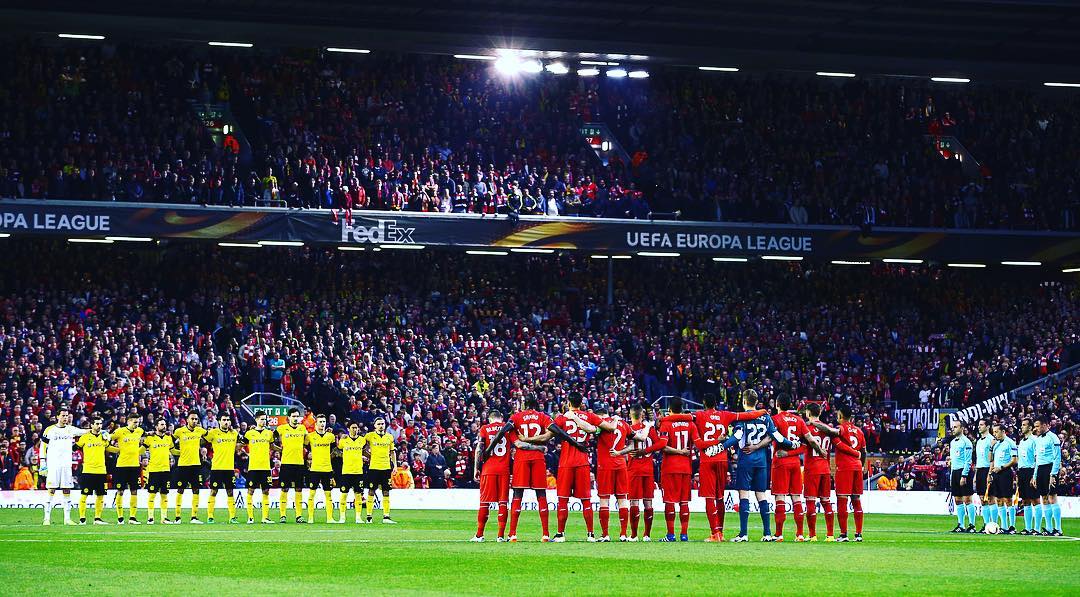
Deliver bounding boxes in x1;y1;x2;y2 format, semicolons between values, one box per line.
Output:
811;404;867;542
497;396;554;542
657;396;701;542
802;403;836;541
692;393;769;542
595;405;632;542
472;410;545;542
549;391;614;542
626;404;664;541
771;394;827;542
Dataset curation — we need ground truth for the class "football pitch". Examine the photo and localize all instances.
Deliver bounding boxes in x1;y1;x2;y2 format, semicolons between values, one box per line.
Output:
1;510;1076;595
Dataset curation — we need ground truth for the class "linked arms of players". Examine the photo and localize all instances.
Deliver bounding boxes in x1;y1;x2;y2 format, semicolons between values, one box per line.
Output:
810;420;866;465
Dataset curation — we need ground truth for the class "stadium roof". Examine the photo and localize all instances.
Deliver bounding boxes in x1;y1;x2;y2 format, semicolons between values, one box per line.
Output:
4;1;1080;81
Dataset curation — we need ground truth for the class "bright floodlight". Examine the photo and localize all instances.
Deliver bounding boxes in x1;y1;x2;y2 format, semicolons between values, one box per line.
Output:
1044;82;1080;88
545;62;569;74
520;59;543;74
628;70;649;79
326;47;370;54
58;33;105;40
208;41;253;48
699;66;739;72
931;77;971;83
578;68;600;77
454;54;496;61
816;71;856;78
606;68;628;78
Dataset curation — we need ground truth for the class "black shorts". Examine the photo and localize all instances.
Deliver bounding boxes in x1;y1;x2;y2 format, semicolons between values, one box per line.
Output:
367;469;392;492
1036;463;1055;497
950;469;974;497
338;473;365;492
174;465;203;490
975;468;990;496
80;472;107;496
1018;468;1038;500
280;464;306;490
246;471;272;490
146;472;172;493
112;466;141;491
990;469;1015;499
308;471;334;490
208;470;235;491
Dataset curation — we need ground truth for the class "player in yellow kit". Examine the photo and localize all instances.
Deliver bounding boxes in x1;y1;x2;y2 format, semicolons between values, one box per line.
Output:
338;421;368;523
205;413;240;524
77;415;110;524
243;412;276;524
277;408;309;523
109;414;145;524
173;412;207;523
363;418;398;524
306;414;338;523
143;419;178;524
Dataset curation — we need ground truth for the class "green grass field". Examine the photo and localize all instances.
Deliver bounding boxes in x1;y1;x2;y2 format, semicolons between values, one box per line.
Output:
1;509;1076;595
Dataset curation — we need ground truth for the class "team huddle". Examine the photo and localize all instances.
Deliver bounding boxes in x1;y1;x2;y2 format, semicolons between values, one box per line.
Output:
40;407;398;526
947;417;1065;536
471;391;868;543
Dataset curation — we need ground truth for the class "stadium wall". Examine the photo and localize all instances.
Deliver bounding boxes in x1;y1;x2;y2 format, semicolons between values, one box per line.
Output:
4;490;1078;517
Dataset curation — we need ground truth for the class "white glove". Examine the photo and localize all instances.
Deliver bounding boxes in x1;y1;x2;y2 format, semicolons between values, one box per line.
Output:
704;444;721;458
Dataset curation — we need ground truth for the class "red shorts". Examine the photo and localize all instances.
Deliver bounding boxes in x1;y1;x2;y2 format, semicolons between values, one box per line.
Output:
479;473;510;504
556;466;592;499
698;460;728;498
596;468;629;498
803;471;832;499
629;474;655;501
834;469;863;496
512;459;547;490
661;473;691;504
771;464;803;495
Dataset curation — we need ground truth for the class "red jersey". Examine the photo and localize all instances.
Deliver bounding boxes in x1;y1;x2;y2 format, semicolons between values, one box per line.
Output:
804;421;832;475
835;421;866;471
772;411;809;467
478;422;511;475
628;422;663;476
658;415;699;475
508;409;552;462
692;408;768;463
553;410;602;469
596;415;631;471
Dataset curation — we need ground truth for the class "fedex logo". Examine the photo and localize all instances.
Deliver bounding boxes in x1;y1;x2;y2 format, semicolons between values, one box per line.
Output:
341;219;415;244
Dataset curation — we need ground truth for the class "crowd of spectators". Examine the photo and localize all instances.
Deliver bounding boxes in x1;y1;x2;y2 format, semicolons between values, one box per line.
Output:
0;240;1076;492
1;40;1078;230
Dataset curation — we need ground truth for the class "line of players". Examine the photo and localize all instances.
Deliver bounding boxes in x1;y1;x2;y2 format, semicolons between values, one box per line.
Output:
471;390;868;543
947;417;1065;535
40;407;399;526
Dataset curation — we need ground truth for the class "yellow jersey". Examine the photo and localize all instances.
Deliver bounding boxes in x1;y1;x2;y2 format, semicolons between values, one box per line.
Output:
306;431;335;472
206;428;239;471
76;432;109;474
338;435;367;475
174;426;207;466
244;428;275;471
143;434;175;473
363;431;395;471
277;424;308;466
112;426;145;468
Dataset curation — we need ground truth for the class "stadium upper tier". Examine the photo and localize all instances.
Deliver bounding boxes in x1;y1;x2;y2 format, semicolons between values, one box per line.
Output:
0;239;1077;491
1;41;1079;231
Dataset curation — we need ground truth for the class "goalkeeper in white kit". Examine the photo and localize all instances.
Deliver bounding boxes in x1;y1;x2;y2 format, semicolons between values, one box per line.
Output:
41;407;87;525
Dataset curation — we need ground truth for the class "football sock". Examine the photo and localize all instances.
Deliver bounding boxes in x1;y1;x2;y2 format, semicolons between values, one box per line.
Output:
630;505;640;537
738;498;750;536
353;495;363;520
966;504;977;526
1008;505;1016;529
705;498;718;533
1034;504;1044;530
717;501;725;532
793;500;805;536
956;503;967;526
226;493;236;520
643;506;654;537
982;502;993;526
775;500;786;536
339;494;348;519
116;492;124;520
308;493;315;521
557;498;569;534
176;492;184;519
476;505;489;537
366;494;375;518
497;503;509;537
664;503;676;535
128;493;137;518
837;497;849;534
79;494;88;519
207;491;217;520
599;505;610;536
618;506;628;536
537;495;550;536
294;491;304;519
1023;504;1033;530
806;500;817;537
582;501;595;534
381;493;390;517
758;500;771;536
679;502;690;535
823;501;835;536
853;499;864;534
192;490;200;519
95;495;104;518
1053;504;1062;531
509;497;523;536
248;491;256;520
279;490;289;518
